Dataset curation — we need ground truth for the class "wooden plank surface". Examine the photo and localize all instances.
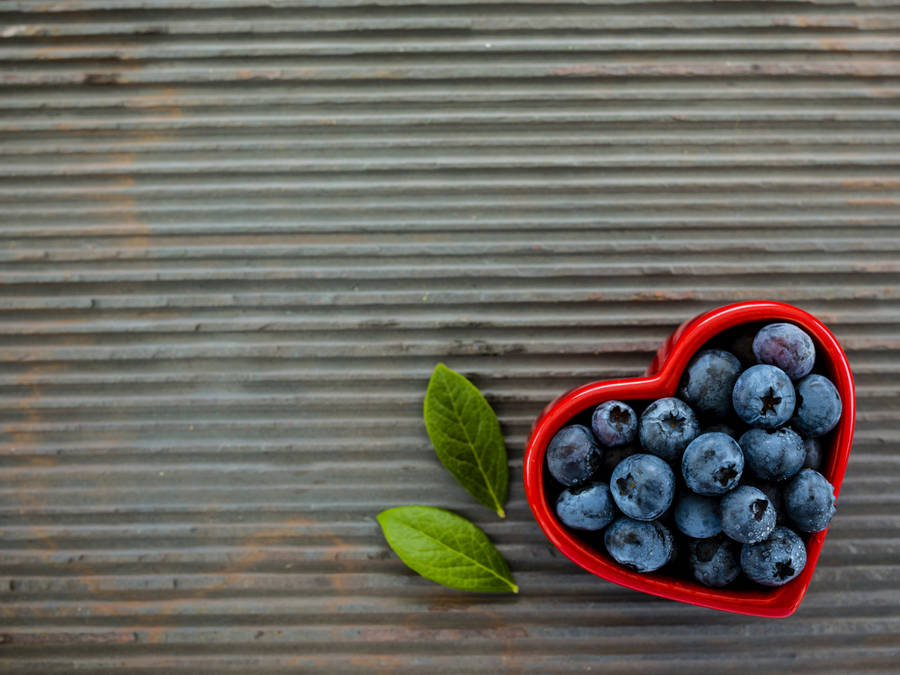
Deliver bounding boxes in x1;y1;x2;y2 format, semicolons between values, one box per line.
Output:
1;1;899;671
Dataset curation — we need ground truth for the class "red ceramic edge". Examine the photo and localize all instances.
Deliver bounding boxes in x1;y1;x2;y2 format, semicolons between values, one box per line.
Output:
523;301;856;618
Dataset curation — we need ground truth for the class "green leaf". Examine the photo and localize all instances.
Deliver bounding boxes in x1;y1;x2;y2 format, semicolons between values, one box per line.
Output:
377;506;518;594
424;363;509;518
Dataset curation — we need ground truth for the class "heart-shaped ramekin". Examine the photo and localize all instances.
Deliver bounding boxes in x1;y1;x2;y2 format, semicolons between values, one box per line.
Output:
524;301;855;618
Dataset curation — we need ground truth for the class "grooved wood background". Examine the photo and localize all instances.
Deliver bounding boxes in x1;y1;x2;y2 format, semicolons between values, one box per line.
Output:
1;1;899;672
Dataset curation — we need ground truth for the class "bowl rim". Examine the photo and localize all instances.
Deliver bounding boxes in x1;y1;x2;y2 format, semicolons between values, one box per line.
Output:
523;300;856;618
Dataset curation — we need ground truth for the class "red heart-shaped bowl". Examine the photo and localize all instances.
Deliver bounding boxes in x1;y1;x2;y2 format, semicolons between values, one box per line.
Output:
524;301;855;618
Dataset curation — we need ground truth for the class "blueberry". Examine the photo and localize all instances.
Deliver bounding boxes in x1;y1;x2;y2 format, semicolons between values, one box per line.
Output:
598;443;638;478
740;477;785;525
738;427;805;482
791;374;842;438
729;327;758;368
720;485;777;544
609;454;675;521
655;501;677;532
546;424;602;487
784;468;836;533
591;400;638;448
674;493;722;538
681;432;744;496
732;365;796;430
688;534;741;588
638;397;700;463
752;323;816;380
604;517;675;573
556;482;618;531
704;423;738;439
803;437;823;471
678;349;743;419
740;527;807;586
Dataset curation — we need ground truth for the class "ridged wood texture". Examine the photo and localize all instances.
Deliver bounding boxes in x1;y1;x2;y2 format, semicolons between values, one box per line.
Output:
1;1;899;672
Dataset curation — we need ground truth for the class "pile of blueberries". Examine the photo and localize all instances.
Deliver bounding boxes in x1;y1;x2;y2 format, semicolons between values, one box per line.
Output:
546;322;842;588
